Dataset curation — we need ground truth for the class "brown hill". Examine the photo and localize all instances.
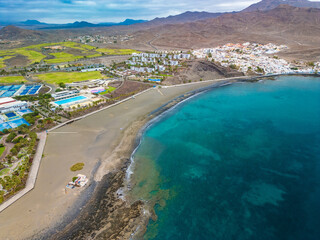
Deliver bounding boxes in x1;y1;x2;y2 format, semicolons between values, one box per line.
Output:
0;25;50;41
125;5;320;61
243;0;320;12
144;11;224;26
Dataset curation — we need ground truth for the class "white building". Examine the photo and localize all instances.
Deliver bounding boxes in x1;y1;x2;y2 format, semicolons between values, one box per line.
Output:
81;68;104;72
0;97;28;113
52;90;79;101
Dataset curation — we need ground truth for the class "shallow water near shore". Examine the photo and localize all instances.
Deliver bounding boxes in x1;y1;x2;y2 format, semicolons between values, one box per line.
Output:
129;76;320;240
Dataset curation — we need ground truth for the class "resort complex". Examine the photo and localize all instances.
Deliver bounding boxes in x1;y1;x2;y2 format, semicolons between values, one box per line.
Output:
0;40;319;207
0;8;320;237
0;0;320;238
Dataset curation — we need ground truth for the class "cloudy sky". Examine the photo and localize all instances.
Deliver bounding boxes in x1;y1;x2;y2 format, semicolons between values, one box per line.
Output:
0;0;309;23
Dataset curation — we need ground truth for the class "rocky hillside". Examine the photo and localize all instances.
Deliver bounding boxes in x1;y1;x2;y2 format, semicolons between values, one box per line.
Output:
0;25;49;41
242;0;320;12
127;5;320;53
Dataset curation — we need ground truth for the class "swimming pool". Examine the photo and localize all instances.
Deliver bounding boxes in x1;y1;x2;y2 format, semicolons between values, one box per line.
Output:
54;95;88;106
5;112;17;118
17;109;33;115
0;118;30;131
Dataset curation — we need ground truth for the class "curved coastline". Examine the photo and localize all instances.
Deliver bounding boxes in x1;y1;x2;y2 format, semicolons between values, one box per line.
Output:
45;77;255;239
0;73;318;240
32;74;320;239
121;78;258;239
124;73;320;239
42;78;241;240
127;74;320;240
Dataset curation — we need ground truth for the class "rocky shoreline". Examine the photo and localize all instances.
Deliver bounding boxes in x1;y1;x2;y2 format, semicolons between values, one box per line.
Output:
49;161;145;240
33;75;281;240
33;77;254;240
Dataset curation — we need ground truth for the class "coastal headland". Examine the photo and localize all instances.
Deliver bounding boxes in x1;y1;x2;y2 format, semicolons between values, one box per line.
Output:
0;77;242;240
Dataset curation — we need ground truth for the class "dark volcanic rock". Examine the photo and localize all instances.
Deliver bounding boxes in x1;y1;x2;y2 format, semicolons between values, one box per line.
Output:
195;60;244;78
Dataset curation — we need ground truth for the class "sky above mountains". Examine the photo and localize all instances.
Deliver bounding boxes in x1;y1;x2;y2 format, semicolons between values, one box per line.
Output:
0;0;261;23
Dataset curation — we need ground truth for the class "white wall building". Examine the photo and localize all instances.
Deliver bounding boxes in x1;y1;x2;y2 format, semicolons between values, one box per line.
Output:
52;90;79;101
0;97;28;113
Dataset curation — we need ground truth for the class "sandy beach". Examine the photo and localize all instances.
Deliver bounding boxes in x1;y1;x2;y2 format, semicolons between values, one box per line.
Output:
0;79;234;240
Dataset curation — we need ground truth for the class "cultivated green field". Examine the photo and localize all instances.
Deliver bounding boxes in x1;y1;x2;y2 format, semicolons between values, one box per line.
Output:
45;52;83;64
0;41;139;68
0;56;15;68
35;71;105;85
0;76;27;84
0;48;46;66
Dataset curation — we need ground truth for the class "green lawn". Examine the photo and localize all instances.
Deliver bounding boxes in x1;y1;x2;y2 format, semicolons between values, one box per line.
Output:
35;71;105;85
96;48;139;55
45;52;82;64
0;76;26;84
99;86;116;95
0;146;5;156
61;41;97;51
0;168;9;176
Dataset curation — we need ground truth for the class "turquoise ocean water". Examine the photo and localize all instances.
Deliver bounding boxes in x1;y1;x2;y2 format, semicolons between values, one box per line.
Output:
129;76;320;240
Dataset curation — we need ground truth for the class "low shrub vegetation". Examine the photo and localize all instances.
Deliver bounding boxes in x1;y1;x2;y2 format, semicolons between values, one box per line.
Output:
70;162;84;171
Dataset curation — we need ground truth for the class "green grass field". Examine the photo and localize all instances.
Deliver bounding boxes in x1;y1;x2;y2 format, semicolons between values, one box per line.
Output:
99;86;116;95
96;48;138;55
35;71;105;85
45;52;82;64
0;146;5;156
0;41;138;68
0;76;26;84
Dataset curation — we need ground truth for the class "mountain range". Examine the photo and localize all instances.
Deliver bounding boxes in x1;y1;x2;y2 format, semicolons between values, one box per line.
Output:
2;0;319;30
1;0;320;62
120;4;320;62
0;19;147;30
243;0;320;12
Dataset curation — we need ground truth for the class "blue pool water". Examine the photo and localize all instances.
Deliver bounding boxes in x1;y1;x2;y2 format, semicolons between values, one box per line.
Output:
54;95;87;105
0;118;29;131
8;118;30;128
129;76;320;240
5;112;17;118
0;109;32;131
17;109;33;115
